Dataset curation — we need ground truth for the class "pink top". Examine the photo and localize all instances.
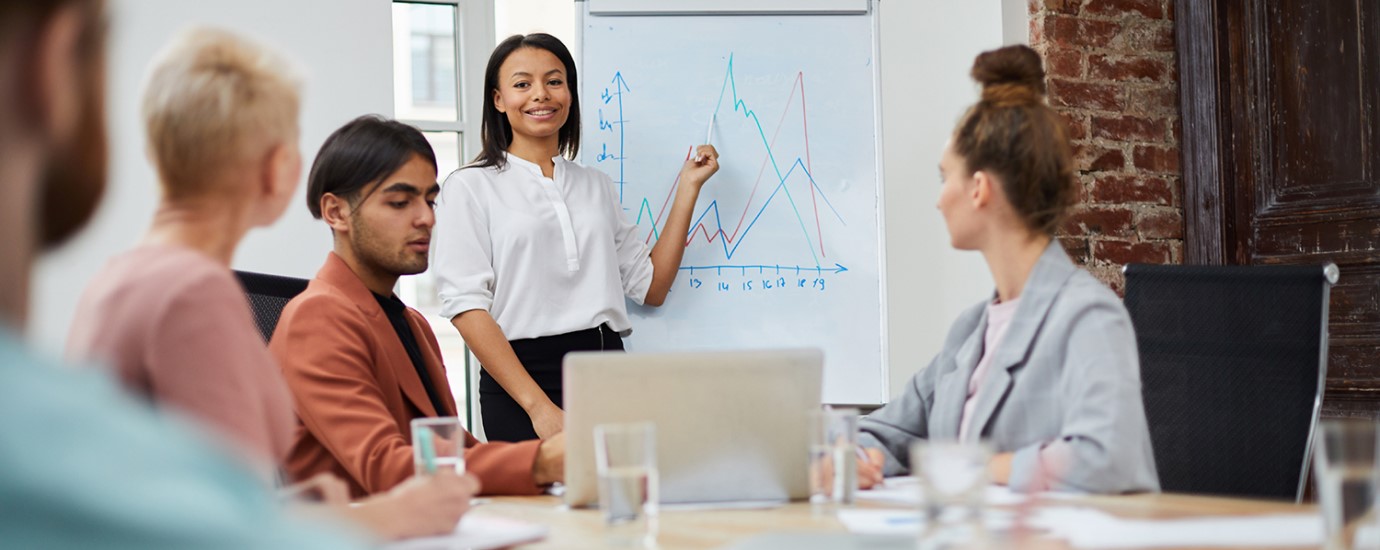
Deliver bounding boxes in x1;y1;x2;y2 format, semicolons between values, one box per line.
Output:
955;295;1074;491
958;297;1022;441
67;244;295;480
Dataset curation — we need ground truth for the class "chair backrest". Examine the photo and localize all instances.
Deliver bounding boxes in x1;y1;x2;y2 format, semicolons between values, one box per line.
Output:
233;270;310;343
1124;263;1337;502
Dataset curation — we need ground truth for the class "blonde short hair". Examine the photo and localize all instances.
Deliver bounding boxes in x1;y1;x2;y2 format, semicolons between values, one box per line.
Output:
142;27;301;196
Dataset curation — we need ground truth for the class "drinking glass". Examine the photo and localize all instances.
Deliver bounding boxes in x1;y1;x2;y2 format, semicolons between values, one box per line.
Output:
595;422;658;548
809;407;861;512
411;416;465;476
1314;419;1380;550
910;441;990;522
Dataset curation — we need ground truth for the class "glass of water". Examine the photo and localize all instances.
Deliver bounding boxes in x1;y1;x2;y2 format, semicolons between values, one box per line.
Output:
411;416;465;476
809;407;861;512
1314;419;1380;550
595;422;658;548
910;441;990;522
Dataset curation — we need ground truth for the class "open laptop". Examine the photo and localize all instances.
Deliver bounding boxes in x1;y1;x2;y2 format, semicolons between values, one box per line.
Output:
562;349;823;508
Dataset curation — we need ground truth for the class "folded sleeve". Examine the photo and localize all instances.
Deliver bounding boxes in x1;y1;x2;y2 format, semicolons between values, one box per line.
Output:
602;172;654;305
433;169;497;320
461;431;545;496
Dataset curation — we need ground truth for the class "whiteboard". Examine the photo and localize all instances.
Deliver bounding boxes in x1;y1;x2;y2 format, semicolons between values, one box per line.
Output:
577;0;888;404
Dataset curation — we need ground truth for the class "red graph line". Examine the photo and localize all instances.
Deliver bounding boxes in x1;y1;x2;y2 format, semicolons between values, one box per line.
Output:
801;77;825;258
644;148;692;245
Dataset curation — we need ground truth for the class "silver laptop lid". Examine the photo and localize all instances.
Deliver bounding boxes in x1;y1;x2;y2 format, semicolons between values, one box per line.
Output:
563;349;824;507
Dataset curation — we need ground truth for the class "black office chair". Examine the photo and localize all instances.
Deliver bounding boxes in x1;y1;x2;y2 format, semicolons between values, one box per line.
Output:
1123;262;1337;502
233;270;310;343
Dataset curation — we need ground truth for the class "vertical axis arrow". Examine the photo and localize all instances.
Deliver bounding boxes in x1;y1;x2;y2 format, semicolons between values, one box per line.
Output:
612;72;631;204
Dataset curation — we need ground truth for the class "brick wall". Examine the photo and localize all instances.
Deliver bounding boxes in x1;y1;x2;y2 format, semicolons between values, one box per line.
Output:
1030;0;1184;292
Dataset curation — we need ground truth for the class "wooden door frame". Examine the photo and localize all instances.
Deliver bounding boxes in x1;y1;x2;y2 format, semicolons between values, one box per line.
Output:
1176;0;1380;415
1176;0;1234;266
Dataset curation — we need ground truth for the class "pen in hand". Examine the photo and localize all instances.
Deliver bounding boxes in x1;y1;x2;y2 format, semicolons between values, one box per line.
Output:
417;426;438;475
856;445;885;489
695;113;716;163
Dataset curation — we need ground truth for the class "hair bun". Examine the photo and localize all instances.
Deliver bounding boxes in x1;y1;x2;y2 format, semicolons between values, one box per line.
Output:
970;45;1046;106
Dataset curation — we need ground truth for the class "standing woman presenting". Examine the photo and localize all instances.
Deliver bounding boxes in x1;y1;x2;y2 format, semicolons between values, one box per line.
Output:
432;33;720;442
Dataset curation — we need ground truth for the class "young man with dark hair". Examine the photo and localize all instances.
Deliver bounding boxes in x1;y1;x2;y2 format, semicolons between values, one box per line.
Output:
273;115;565;497
0;2;370;547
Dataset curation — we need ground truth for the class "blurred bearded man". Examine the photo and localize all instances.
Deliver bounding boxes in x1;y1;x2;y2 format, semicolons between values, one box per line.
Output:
0;2;373;547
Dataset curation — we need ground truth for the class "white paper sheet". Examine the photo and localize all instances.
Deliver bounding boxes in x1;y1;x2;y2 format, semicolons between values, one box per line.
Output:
837;507;1016;536
856;476;1076;506
384;515;548;550
836;509;925;536
850;478;1332;549
1029;507;1326;549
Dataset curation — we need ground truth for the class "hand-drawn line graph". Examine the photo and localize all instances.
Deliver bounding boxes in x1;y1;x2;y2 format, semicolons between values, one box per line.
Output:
596;54;849;276
580;7;886;405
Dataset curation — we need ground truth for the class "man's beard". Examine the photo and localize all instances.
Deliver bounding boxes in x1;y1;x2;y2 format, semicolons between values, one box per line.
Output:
350;216;430;280
38;41;107;250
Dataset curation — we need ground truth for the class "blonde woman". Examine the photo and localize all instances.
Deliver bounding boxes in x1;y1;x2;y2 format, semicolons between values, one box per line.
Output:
67;28;478;539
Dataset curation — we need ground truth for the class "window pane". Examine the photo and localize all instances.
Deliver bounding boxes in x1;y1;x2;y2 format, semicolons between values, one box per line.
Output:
424;131;462;180
393;2;458;122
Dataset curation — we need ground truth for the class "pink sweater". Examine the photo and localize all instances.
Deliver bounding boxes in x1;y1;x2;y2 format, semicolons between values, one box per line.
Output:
67;244;294;479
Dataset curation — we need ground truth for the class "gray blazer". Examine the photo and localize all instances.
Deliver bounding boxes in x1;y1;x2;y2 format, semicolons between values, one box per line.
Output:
860;242;1159;493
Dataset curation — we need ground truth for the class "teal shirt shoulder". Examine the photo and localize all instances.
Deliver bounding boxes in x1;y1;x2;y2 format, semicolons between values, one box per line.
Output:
0;330;375;549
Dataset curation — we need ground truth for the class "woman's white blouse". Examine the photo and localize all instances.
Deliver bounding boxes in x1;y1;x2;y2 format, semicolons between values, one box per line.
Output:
431;153;655;340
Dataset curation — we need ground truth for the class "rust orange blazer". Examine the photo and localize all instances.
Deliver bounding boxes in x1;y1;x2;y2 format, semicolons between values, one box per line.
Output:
270;253;542;497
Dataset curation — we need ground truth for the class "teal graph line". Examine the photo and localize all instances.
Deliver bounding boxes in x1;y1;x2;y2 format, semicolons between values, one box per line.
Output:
624;54;846;270
713;53;819;266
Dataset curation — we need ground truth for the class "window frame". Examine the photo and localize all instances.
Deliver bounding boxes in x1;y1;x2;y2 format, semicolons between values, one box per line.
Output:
394;0;494;168
392;0;495;433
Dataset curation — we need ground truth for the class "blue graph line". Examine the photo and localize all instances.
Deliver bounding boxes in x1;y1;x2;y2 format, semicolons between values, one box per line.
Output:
635;157;823;264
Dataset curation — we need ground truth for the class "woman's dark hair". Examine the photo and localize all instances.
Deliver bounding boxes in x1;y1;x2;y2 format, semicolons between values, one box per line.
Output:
306;115;437;218
471;33;581;170
953;44;1075;235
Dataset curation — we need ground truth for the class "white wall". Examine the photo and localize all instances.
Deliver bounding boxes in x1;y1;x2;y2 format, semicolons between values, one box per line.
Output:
1002;0;1031;46
878;0;1002;394
495;0;577;49
28;0;394;354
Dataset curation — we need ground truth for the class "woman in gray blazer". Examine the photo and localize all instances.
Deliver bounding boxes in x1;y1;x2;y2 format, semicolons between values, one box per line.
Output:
857;45;1159;494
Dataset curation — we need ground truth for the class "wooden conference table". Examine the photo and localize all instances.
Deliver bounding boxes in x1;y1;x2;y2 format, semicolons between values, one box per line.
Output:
467;492;1315;549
